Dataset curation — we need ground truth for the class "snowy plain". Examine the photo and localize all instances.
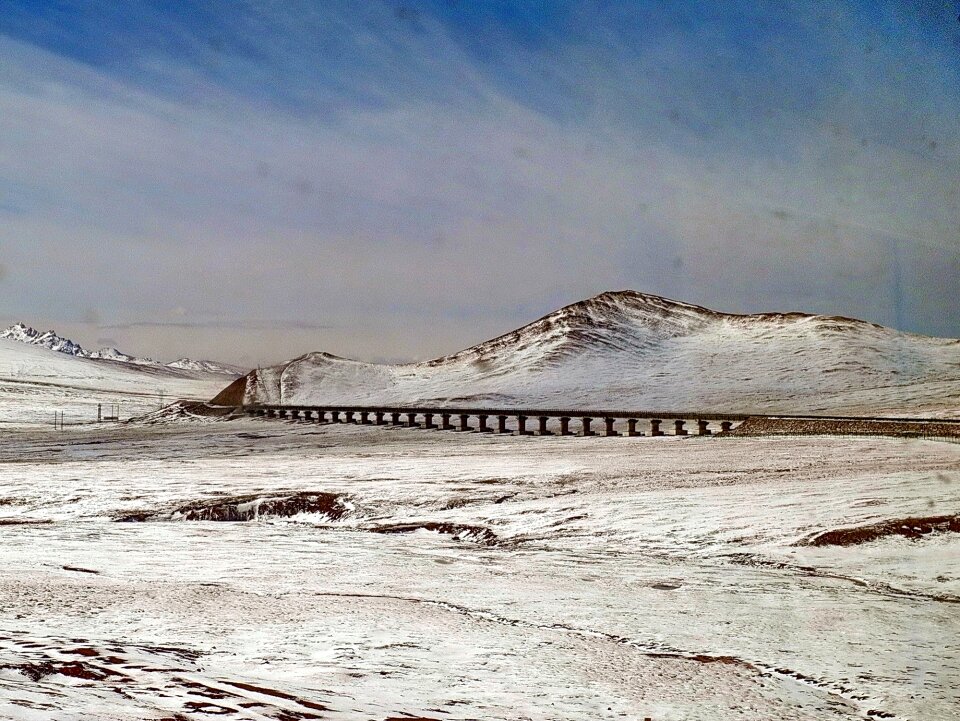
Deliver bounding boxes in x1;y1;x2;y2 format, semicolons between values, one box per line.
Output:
0;337;236;427
0;419;958;720
1;294;959;720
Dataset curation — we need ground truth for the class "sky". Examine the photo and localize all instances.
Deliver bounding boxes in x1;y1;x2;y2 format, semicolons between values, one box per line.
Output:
1;0;959;367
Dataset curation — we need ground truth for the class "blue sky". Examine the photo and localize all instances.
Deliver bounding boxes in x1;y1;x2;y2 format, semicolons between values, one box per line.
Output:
1;1;959;364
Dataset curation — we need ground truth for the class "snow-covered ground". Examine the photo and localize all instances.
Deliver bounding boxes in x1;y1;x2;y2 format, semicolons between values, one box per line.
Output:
0;418;957;720
229;292;960;417
0;338;237;427
1;291;958;718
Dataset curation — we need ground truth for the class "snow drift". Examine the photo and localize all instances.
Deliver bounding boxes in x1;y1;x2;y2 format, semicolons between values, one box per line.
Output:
216;291;960;416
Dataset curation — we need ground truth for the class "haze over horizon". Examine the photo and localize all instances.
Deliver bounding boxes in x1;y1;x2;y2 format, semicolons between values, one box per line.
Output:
2;1;959;366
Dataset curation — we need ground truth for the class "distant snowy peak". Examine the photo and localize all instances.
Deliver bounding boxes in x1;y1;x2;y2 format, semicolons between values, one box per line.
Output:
165;358;244;375
0;322;87;356
0;322;241;376
88;347;160;367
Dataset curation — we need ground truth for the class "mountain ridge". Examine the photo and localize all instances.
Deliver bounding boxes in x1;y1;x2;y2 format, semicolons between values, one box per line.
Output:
214;291;960;416
0;322;242;376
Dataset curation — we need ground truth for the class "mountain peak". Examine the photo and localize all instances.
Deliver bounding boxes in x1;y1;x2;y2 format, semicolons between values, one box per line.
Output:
1;322;241;376
553;290;719;326
227;290;960;414
165;358;244;375
432;290;720;368
1;322;87;356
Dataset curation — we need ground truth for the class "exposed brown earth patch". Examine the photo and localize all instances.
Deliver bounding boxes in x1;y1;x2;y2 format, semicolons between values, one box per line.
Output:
220;681;329;712
9;659;125;682
803;514;960;546
115;492;350;522
0;634;338;719
210;375;248;406
367;522;500;546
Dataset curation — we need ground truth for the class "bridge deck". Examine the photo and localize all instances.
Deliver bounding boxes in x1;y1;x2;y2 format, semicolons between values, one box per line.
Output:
241;404;960;424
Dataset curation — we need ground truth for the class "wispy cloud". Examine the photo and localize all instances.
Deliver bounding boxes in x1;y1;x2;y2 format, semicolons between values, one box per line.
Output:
0;1;958;364
101;320;336;331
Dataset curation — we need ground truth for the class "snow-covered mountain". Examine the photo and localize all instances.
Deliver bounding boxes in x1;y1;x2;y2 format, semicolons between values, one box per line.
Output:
216;291;960;416
87;346;159;366
0;322;240;375
166;358;245;375
0;322;87;357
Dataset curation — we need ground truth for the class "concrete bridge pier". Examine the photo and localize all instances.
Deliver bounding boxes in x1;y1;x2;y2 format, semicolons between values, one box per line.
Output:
650;419;663;436
406;412;419;428
721;421;733;433
330;410;341;423
300;410;312;422
374;411;385;425
344;411;355;424
559;417;573;436
496;415;509;434
390;412;402;426
360;411;372;425
604;417;620;436
278;409;290;420
674;420;688;436
441;413;453;430
458;414;473;431
316;410;327;423
580;417;596;436
626;419;644;437
536;416;553;436
516;414;531;435
477;415;491;432
697;420;711;436
423;413;436;429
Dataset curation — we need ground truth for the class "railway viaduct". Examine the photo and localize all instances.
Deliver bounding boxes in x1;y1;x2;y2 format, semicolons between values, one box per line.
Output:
244;404;736;436
237;404;960;439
